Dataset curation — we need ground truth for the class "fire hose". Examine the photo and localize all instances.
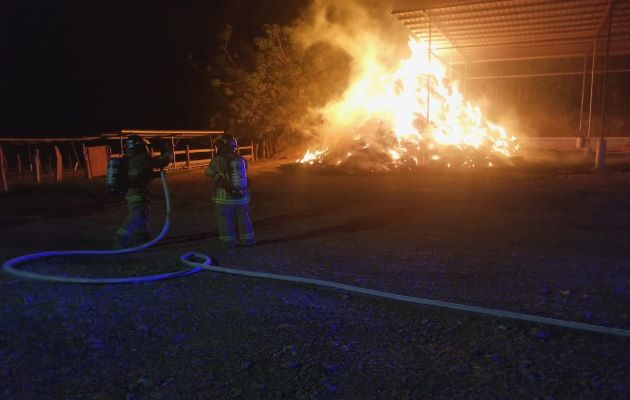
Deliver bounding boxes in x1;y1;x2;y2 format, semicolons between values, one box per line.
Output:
3;172;630;337
2;172;204;284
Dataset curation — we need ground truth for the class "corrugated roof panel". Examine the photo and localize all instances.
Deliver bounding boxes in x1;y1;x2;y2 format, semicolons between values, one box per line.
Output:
392;0;630;62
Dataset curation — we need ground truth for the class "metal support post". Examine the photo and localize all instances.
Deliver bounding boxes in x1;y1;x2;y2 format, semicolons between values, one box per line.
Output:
449;48;453;80
426;15;432;123
586;39;597;156
595;3;613;170
463;62;469;97
577;53;588;148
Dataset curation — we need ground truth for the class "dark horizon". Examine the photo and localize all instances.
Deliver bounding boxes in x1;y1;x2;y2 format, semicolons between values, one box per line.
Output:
0;0;307;137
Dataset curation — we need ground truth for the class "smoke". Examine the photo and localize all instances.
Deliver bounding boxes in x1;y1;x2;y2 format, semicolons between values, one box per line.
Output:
289;0;519;171
473;95;525;139
292;0;408;60
290;0;410;143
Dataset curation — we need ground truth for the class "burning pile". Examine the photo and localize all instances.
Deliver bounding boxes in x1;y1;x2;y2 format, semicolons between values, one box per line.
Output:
297;37;519;170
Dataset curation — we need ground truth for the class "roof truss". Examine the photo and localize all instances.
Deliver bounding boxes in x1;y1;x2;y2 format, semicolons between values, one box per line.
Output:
393;0;630;64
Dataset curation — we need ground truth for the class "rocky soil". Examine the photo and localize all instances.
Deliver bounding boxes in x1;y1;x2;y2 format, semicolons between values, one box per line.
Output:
1;156;629;399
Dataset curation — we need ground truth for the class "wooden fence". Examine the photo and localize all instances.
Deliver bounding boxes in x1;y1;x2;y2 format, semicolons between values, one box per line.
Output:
0;144;66;191
0;139;258;192
110;142;256;171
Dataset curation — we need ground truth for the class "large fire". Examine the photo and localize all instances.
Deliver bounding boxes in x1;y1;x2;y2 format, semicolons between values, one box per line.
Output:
298;38;519;169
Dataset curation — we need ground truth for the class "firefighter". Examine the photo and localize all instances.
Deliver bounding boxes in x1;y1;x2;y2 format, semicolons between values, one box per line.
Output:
205;134;255;248
113;135;173;249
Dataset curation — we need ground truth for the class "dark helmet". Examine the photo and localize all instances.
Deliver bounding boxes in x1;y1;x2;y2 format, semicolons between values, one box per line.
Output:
214;134;238;155
125;135;148;154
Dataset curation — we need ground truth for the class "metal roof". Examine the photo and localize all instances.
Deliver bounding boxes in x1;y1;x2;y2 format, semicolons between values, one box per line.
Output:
392;0;630;63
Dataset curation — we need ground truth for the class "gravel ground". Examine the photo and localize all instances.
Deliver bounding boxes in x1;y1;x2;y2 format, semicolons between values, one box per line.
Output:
1;156;629;399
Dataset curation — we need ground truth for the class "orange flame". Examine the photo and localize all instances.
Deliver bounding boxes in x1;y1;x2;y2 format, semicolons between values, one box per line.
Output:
298;38;519;167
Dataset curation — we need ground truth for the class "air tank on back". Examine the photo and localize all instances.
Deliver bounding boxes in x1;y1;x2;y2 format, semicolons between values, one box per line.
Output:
106;157;126;195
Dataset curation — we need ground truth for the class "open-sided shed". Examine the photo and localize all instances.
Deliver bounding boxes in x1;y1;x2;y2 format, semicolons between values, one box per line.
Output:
392;0;630;168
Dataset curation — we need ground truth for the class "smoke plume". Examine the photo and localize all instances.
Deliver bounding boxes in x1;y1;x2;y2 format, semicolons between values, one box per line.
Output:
290;0;519;170
291;0;410;141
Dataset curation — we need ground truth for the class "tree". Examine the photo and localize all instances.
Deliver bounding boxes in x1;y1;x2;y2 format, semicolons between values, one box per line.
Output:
209;24;351;144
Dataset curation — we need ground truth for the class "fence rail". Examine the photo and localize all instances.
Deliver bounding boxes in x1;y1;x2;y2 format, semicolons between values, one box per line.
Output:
10;135;627;193
0;137;262;191
111;144;255;171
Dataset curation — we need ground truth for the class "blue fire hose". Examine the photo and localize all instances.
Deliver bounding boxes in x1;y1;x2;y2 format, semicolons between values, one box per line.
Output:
2;172;205;284
3;172;630;338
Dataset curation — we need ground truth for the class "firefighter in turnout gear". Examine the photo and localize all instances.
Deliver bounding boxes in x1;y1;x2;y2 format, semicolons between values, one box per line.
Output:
113;135;173;249
205;134;255;247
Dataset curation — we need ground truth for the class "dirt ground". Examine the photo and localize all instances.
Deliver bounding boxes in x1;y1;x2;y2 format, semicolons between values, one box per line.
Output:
1;153;629;399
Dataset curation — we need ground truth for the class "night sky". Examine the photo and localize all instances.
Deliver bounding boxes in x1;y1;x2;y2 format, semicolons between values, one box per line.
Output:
0;0;307;136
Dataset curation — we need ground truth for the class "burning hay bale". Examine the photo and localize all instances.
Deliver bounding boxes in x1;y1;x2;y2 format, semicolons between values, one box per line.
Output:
298;116;518;172
293;2;519;172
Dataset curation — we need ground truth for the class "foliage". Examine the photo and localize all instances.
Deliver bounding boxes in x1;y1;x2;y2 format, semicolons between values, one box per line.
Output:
208;24;351;141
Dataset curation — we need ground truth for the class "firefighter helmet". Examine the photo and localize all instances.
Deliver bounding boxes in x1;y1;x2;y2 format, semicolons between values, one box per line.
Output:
125;135;148;154
214;134;238;155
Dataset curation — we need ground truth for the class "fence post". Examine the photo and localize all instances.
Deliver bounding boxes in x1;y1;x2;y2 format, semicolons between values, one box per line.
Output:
82;143;92;178
33;148;41;184
0;146;8;192
54;145;63;182
48;149;53;175
171;136;176;171
71;142;81;172
28;146;33;173
185;145;190;169
16;153;23;176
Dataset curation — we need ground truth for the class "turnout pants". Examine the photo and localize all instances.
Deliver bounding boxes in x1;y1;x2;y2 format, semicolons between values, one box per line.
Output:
215;203;255;246
116;192;151;245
